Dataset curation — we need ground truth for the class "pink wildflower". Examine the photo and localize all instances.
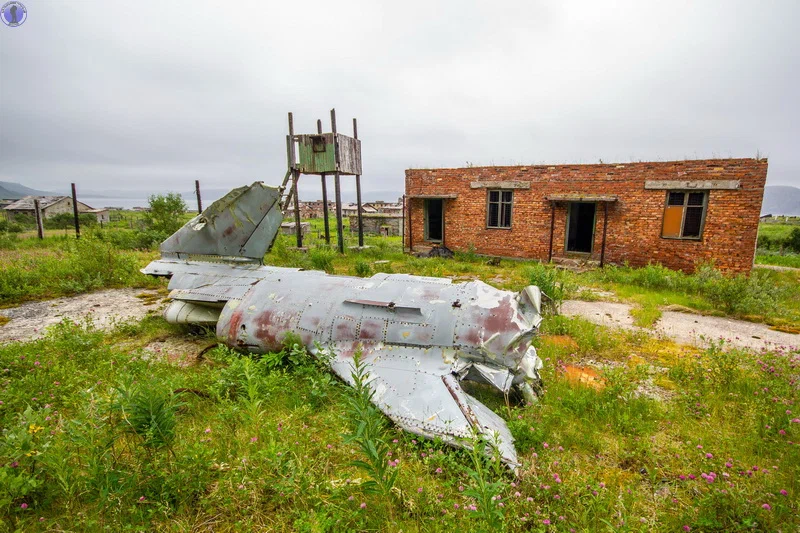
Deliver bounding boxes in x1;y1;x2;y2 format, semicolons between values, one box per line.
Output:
762;503;771;510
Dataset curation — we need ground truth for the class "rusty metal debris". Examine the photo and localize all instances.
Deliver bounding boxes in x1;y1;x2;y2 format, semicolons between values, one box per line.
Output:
143;182;544;467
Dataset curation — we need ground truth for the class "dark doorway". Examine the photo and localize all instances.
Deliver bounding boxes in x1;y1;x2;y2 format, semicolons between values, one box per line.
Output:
566;202;596;253
424;199;443;242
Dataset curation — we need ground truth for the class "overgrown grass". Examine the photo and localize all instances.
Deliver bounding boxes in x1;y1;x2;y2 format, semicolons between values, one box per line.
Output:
756;250;800;269
0;238;161;305
583;262;800;328
1;316;797;531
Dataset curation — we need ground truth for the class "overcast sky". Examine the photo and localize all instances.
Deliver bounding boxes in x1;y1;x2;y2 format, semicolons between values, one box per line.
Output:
1;0;798;201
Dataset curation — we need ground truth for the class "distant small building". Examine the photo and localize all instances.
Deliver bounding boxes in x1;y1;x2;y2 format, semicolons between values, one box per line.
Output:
364;201;403;215
87;208;110;224
280;221;311;236
3;195;93;221
349;213;404;237
285;200;334;220
342;203;376;217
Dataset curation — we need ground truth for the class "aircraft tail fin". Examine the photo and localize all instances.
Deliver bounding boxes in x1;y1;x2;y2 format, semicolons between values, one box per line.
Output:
157;182;283;263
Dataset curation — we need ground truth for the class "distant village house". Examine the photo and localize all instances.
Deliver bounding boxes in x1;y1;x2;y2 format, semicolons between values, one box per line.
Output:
3;195;95;221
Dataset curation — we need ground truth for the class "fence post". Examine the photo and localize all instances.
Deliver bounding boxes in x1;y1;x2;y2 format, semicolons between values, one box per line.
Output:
33;198;44;239
71;183;81;239
195;180;203;214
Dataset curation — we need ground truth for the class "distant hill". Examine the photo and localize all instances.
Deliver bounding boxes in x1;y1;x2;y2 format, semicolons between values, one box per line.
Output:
0;181;57;200
762;185;800;216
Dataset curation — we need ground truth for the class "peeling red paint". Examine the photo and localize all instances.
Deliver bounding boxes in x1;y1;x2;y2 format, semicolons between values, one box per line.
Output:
334;319;357;341
227;309;244;340
359;318;384;341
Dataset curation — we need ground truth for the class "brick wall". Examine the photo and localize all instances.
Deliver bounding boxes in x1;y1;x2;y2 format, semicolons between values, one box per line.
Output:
405;159;767;273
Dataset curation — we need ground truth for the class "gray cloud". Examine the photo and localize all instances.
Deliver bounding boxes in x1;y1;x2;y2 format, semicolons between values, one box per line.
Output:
1;0;798;202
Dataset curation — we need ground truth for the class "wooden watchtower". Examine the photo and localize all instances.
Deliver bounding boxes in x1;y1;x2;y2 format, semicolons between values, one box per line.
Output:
282;109;364;253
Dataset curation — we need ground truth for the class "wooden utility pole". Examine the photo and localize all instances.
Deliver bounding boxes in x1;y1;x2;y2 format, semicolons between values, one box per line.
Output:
195;180;203;214
353;117;364;248
33;198;44;239
71;183;81;239
331;108;344;253
318;119;331;244
288;112;303;248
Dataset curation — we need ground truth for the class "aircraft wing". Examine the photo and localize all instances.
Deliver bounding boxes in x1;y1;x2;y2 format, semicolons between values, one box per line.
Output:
327;344;518;467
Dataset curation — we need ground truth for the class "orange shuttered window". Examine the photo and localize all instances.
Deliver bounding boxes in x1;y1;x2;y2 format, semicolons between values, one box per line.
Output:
661;191;708;239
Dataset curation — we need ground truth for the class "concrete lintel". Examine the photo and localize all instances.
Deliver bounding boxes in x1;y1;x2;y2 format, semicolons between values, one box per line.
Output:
470;181;531;189
644;180;740;190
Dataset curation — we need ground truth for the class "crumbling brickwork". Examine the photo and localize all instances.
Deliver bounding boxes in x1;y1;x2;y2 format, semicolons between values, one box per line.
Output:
405;159;767;273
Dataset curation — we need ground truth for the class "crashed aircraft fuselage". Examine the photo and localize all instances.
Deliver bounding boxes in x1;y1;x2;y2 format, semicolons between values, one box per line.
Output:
143;182;544;467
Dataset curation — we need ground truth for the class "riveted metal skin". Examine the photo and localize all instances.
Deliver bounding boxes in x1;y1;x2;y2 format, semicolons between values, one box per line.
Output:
143;183;544;468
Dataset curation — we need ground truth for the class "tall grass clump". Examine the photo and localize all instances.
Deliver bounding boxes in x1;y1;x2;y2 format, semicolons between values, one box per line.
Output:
112;380;183;452
523;262;576;312
342;350;398;510
309;246;337;273
353;259;373;277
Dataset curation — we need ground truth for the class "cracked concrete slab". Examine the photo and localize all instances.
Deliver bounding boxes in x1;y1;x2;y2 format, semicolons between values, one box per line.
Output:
0;289;166;343
561;300;799;352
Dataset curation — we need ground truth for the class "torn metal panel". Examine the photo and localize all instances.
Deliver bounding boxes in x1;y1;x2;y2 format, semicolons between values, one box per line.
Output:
143;182;545;469
158;182;283;261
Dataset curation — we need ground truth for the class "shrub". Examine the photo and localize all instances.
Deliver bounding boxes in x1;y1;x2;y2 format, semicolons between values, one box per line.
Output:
695;263;785;315
789;227;800;253
42;212;96;230
143;193;187;234
354;259;372;277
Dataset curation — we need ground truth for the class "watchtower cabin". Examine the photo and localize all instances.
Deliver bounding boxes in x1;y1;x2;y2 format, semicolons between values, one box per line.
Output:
282;110;364;253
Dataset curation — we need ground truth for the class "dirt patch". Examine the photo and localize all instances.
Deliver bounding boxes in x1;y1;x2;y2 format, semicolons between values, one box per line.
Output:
541;334;580;351
142;337;214;367
573;358;675;401
0;289;167;343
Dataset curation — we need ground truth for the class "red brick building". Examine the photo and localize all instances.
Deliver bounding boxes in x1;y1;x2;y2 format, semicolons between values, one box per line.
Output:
405;159;768;273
